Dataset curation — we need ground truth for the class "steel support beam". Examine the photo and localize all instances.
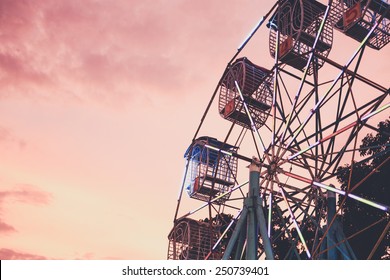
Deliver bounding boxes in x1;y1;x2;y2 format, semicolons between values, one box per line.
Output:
222;160;274;260
327;190;337;260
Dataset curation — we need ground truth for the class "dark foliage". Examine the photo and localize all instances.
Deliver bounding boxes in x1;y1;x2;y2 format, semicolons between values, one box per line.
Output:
336;119;390;259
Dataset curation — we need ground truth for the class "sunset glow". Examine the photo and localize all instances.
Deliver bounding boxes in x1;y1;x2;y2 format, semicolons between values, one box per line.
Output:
0;0;388;260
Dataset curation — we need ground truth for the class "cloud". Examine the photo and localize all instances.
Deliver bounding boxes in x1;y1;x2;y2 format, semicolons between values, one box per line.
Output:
0;248;122;260
0;0;192;104
0;184;51;234
0;125;26;149
0;0;51;94
0;184;52;206
0;219;16;233
0;248;47;260
0;0;258;106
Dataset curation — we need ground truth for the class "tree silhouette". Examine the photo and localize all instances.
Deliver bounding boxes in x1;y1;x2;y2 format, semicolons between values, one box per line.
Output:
336;119;390;259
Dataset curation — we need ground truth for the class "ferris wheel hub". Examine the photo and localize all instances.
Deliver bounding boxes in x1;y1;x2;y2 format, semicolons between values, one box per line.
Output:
170;0;390;261
267;161;279;175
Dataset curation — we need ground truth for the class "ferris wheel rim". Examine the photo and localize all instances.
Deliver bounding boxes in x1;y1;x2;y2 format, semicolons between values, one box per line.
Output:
169;0;390;260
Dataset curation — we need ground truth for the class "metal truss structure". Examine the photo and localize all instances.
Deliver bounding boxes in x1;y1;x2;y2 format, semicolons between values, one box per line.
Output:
168;0;389;260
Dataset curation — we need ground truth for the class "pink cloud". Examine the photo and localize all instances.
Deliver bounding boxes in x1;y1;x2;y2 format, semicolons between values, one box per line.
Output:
0;219;16;233
0;184;52;205
0;0;189;102
0;125;26;149
0;0;257;105
0;248;123;260
0;0;37;40
0;248;47;260
0;184;51;235
0;1;51;92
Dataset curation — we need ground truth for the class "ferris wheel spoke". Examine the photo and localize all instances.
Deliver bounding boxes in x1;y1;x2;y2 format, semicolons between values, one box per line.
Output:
178;181;249;220
206;209;243;260
268;84;320;181
287;102;389;169
277;3;332;151
272;68;310;159
317;143;390;158
314;217;388;260
278;185;312;259
261;180;278;238
275;72;289;121
284;170;390;212
368;221;390;260
260;175;273;198
234;80;274;164
249;129;264;163
314;83;324;177
272;203;303;259
274;79;318;160
267;193;273;238
344;130;359;196
320;145;390;184
328;125;362;177
222;207;249;260
318;77;357;175
277;182;321;230
266;175;318;258
304;92;388;177
282;22;383;156
293;92;384;149
273;173;316;257
349;156;390;195
345;78;361;120
288;119;360;161
262;176;313;202
277;85;314;158
326;100;389;176
174;158;192;221
271;29;281;159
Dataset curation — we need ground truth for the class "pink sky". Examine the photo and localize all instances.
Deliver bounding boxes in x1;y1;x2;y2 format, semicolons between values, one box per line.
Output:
0;0;389;260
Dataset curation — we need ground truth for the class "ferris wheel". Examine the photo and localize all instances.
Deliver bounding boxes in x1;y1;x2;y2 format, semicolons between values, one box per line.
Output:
168;0;390;260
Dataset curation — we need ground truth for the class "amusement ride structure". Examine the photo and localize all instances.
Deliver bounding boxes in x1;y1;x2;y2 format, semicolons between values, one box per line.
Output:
168;0;389;260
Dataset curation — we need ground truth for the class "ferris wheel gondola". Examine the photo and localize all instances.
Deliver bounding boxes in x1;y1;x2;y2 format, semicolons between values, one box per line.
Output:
169;0;389;260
